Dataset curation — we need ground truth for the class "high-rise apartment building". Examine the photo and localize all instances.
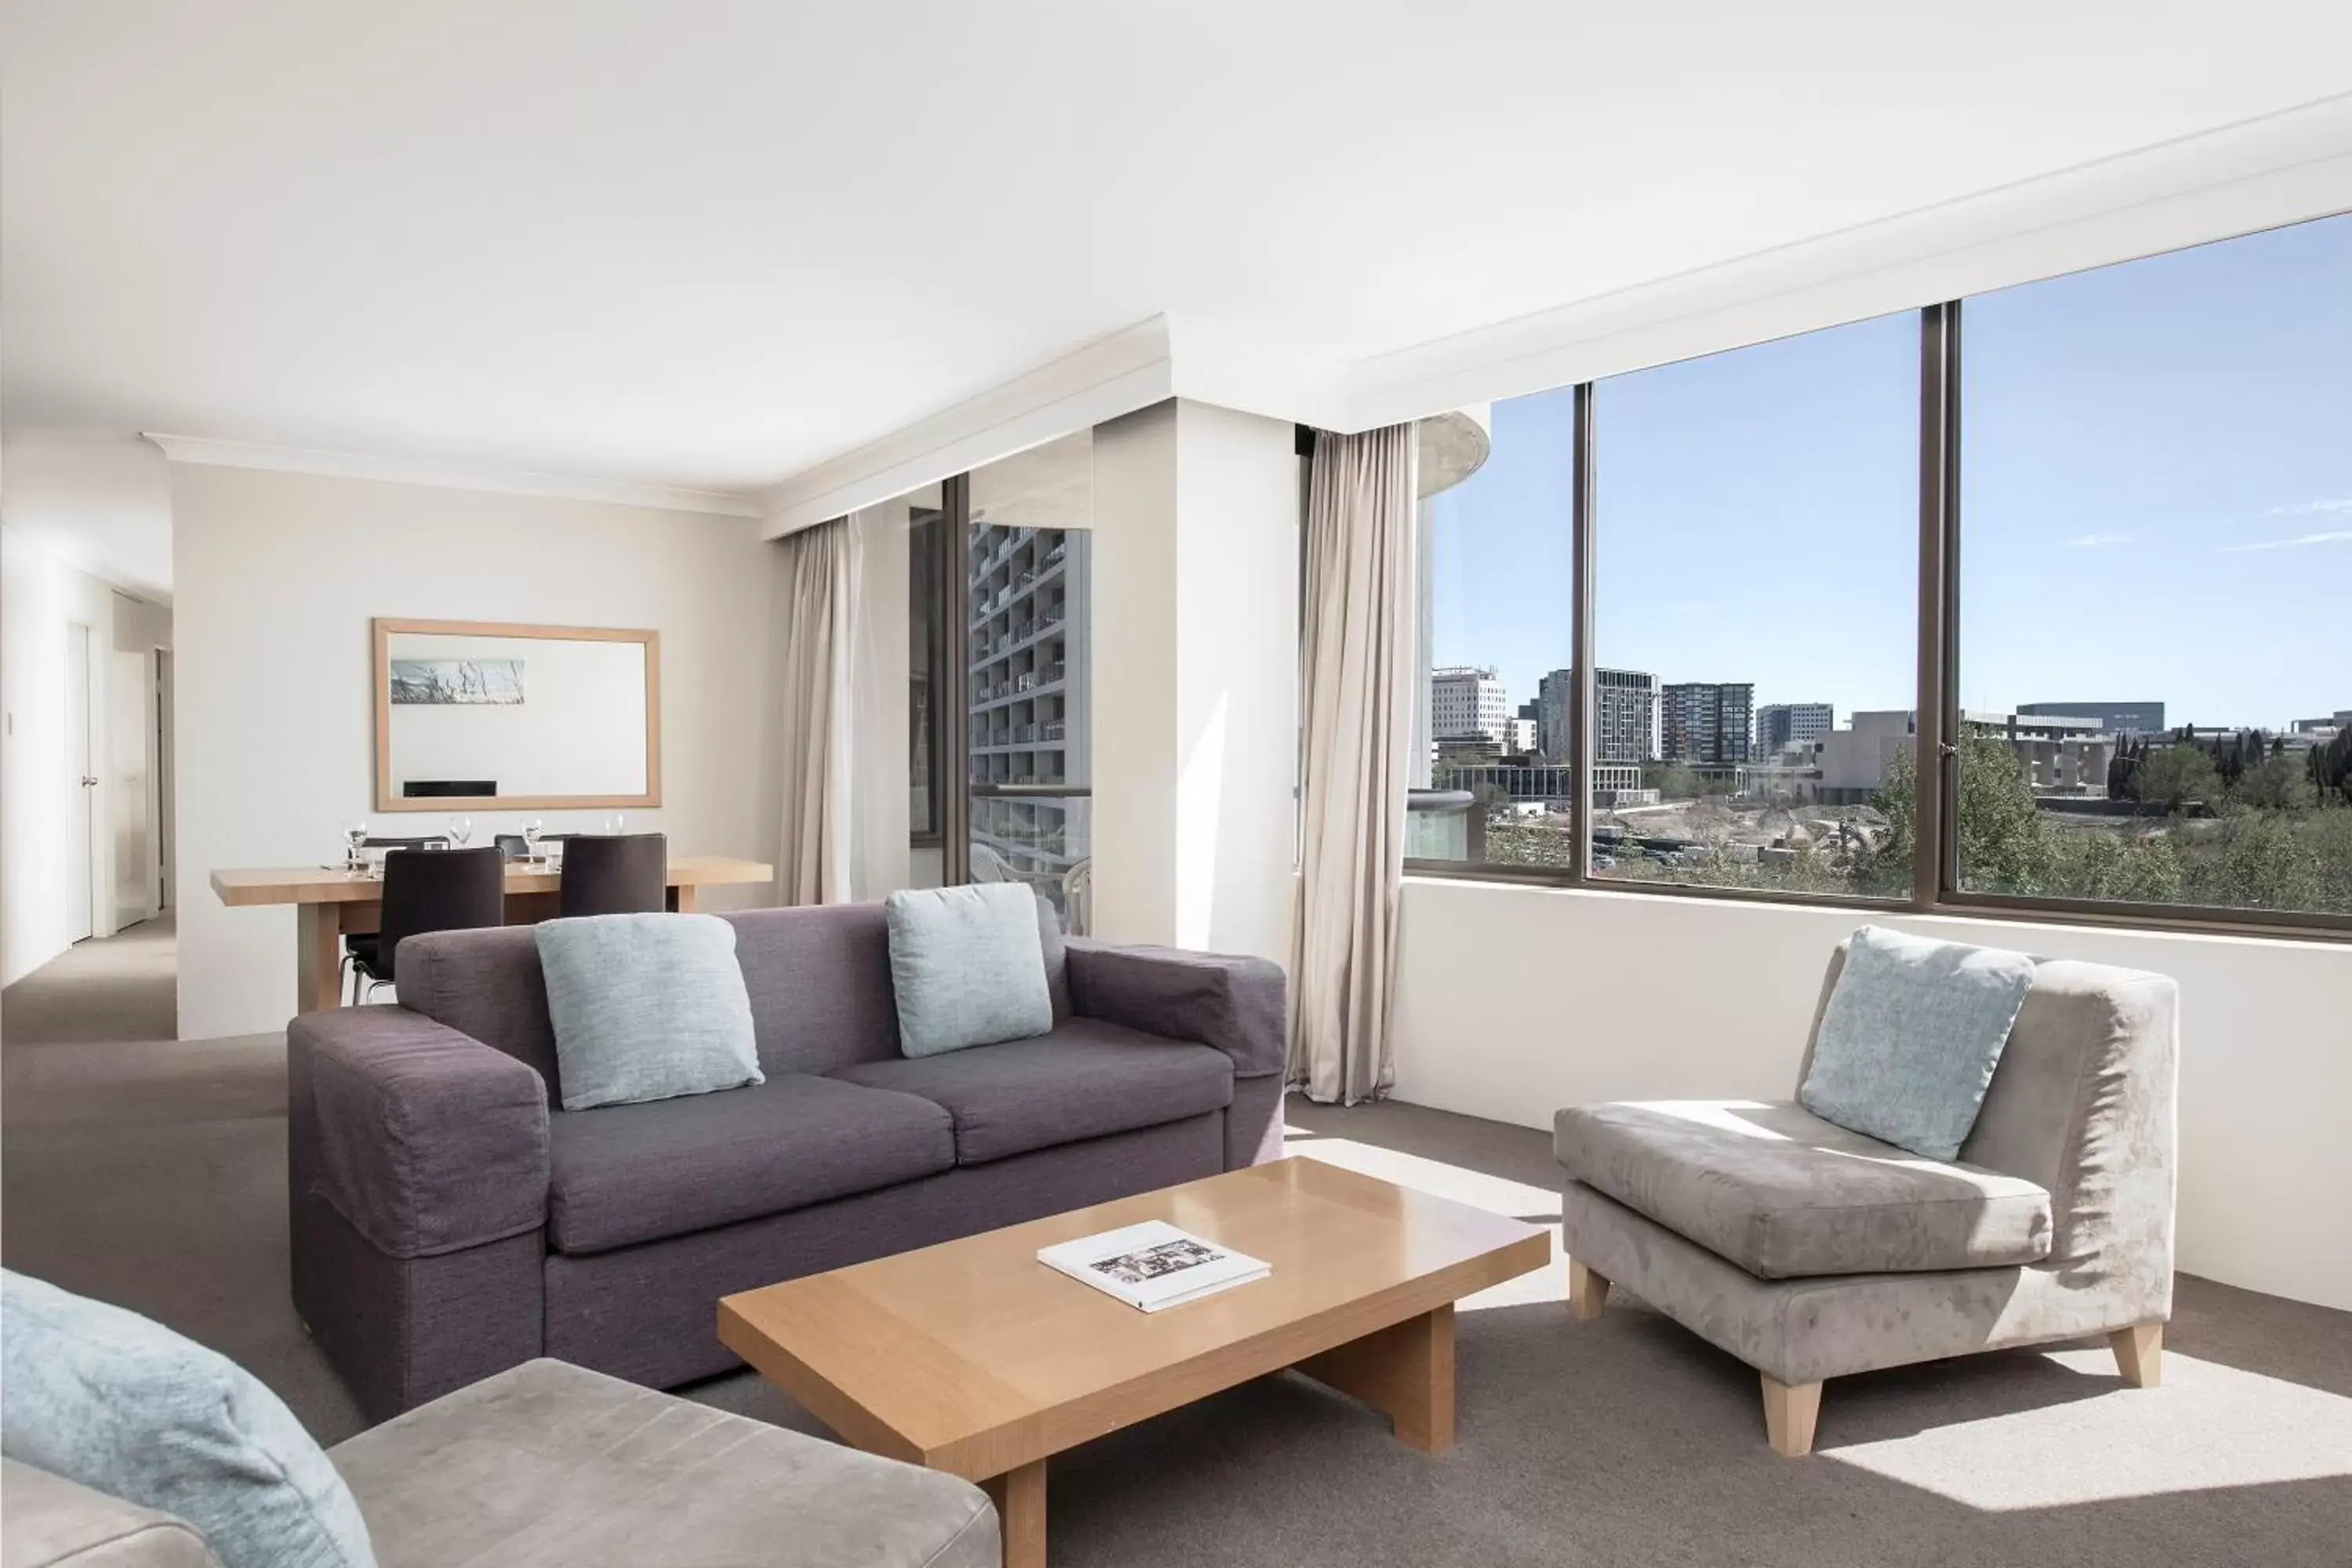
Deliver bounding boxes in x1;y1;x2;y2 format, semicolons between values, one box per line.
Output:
1431;666;1508;742
967;519;1091;926
1536;666;1658;764
1661;681;1755;764
1756;702;1835;755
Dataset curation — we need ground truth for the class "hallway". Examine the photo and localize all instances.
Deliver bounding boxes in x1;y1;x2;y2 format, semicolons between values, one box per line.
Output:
0;914;368;1436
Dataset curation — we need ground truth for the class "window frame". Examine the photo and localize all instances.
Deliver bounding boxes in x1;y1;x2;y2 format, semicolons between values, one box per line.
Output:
1406;288;2352;944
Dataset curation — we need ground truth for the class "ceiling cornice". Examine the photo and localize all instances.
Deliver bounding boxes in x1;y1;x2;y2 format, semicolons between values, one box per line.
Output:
144;434;764;518
1342;89;2352;430
754;317;1177;537
759;91;2352;529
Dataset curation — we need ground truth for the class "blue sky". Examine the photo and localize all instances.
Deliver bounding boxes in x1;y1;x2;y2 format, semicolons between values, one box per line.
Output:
1428;211;2350;734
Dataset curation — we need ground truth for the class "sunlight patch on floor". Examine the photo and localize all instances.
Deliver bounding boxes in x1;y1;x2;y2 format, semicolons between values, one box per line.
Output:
1283;1138;1566;1312
1824;1348;2352;1508
1284;1138;1558;1219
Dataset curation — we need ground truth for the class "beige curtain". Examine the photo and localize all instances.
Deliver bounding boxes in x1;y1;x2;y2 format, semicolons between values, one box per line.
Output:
775;517;859;905
1290;424;1418;1104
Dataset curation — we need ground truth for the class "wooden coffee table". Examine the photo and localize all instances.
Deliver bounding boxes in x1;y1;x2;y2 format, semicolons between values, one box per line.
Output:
718;1156;1551;1567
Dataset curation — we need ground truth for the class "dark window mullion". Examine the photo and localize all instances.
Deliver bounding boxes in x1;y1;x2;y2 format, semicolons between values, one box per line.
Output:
1915;303;1962;911
1570;381;1596;885
941;472;972;886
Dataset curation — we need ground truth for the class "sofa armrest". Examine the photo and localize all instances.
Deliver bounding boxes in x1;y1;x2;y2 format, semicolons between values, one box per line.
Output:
2;1459;223;1568
1064;939;1287;1078
289;1007;550;1259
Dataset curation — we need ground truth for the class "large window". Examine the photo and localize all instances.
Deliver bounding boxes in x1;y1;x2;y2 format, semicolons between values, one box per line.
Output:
1409;210;2351;937
1415;388;1575;869
1591;312;1918;899
1956;217;2352;920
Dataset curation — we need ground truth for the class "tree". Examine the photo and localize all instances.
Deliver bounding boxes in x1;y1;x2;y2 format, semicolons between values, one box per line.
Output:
2184;811;2322;912
2311;728;2352;806
1861;734;2055;896
2233;753;2314;811
2134;744;2220;814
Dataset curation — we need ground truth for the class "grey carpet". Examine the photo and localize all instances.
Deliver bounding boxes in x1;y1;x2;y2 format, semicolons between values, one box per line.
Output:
6;921;2349;1566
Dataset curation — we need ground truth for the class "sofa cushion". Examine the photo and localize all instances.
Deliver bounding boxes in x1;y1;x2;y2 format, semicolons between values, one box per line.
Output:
728;905;904;1076
0;1271;376;1568
327;1359;996;1568
884;884;1054;1056
832;1021;1233;1164
1554;1100;2053;1279
547;1076;953;1254
536;914;763;1112
1798;924;2035;1161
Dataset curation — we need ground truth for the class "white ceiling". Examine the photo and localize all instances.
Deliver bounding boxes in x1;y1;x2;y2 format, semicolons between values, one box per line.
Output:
6;2;2351;503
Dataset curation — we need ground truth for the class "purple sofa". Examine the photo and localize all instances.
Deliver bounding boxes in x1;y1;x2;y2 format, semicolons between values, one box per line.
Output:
286;902;1288;1421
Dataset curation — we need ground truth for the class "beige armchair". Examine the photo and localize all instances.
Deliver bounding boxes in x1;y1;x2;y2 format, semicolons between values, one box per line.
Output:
1555;939;2178;1456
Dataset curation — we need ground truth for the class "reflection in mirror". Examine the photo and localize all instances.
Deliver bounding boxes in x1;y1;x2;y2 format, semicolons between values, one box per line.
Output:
374;620;659;810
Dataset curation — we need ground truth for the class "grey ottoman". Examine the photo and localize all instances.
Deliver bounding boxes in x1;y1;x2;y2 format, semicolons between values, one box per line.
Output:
329;1359;998;1568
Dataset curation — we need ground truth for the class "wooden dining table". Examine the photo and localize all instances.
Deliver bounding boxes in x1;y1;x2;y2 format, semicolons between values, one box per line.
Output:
209;855;775;1013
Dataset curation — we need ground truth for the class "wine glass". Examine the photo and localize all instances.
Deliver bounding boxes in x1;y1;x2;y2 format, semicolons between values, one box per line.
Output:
448;815;474;848
344;821;369;870
523;818;544;861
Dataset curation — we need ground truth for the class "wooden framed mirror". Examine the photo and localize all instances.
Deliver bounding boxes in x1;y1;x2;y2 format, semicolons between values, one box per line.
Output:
372;618;661;811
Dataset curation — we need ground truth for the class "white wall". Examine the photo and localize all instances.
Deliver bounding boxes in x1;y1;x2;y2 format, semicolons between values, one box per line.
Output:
172;463;781;1039
0;432;174;604
1391;877;2352;1312
0;524;172;985
1091;400;1301;966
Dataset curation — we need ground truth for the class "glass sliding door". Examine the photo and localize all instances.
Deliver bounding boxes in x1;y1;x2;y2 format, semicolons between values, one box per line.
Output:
964;434;1094;932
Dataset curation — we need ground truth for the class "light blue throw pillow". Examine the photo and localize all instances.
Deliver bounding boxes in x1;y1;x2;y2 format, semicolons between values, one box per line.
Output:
885;884;1054;1056
1798;925;2037;1162
0;1269;376;1568
535;913;762;1111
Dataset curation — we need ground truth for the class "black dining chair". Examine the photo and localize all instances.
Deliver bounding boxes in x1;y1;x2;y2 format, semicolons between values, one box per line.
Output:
558;833;669;917
345;846;507;1003
492;833;530;859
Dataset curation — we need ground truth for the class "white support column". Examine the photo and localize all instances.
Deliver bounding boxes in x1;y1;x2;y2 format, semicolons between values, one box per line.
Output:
1089;399;1300;966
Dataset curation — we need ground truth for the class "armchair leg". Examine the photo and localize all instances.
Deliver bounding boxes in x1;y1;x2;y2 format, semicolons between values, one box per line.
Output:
1568;1258;1610;1322
1760;1374;1822;1457
2109;1323;2162;1388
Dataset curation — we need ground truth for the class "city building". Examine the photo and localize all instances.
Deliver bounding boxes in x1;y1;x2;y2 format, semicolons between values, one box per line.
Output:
1440;761;1653;809
1756;702;1834;755
1796;708;2116;806
967;519;1092;913
1536;666;1659;764
1507;702;1540;754
1661;681;1755;764
1965;710;2115;795
2018;701;2166;735
1431;665;1508;744
1805;710;1917;805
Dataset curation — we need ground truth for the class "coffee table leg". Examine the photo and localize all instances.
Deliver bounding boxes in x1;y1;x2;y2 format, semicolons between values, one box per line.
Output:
1296;1302;1457;1452
983;1459;1047;1568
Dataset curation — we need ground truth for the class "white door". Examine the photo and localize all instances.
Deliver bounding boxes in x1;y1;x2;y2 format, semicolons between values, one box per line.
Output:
67;621;97;942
